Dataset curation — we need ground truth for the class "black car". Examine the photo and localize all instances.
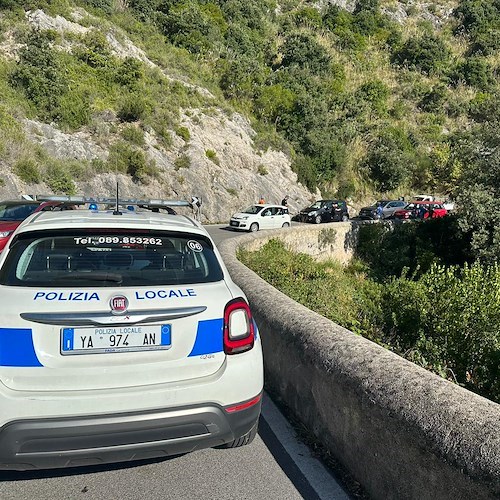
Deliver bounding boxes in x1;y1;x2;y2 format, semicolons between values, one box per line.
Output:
294;200;349;224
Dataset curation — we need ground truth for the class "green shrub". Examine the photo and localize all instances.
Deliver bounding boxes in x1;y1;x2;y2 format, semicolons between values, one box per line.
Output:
392;35;451;75
240;238;500;403
13;157;41;184
257;164;268;175
9;30;67;122
292;154;317;192
239;239;384;337
174;153;191;170
44;162;76;194
57;91;92;130
205;149;220;165
157;1;225;55
418;84;448;112
115;57;143;88
117;94;152;122
75;29;111;68
383;262;500;401
254;84;296;124
121;125;145;146
355;80;389;115
280;32;331;74
450;57;494;90
356;217;471;279
107;141;157;182
175;126;190;141
82;0;113;14
364;127;413;191
453;1;500;55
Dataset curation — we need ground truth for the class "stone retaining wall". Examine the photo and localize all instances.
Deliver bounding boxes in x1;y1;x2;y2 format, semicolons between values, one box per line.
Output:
218;223;500;500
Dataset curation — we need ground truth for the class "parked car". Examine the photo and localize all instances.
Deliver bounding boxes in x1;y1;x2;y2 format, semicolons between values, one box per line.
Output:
229;204;291;232
358;200;407;220
413;194;435;202
394;201;448;220
0;196;263;470
294;200;349;224
0;199;72;252
443;199;455;212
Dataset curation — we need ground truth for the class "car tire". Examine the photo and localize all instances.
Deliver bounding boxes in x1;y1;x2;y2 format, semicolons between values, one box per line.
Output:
249;222;259;232
314;215;322;224
220;422;258;449
282;222;290;228
342;214;349;222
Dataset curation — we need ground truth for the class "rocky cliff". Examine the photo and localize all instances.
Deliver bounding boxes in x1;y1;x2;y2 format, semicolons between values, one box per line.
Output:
0;8;317;222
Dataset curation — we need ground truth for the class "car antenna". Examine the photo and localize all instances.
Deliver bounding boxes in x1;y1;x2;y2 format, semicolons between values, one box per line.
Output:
113;182;122;215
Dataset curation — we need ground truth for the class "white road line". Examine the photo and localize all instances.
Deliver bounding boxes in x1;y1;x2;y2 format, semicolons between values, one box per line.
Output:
262;394;351;500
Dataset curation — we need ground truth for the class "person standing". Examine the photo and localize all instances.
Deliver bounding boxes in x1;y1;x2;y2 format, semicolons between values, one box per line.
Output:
259;195;265;204
281;195;289;207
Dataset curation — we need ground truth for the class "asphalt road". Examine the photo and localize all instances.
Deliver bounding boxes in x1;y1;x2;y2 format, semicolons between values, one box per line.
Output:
0;225;350;500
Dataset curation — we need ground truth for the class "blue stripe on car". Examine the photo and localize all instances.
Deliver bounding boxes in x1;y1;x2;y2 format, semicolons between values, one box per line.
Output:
188;319;223;357
0;328;43;367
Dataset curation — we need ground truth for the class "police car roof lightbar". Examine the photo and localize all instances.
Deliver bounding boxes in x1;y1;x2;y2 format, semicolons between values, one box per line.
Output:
35;195;192;208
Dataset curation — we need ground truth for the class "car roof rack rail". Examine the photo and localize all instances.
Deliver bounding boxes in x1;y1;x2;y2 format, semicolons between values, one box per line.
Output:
34;195;193;209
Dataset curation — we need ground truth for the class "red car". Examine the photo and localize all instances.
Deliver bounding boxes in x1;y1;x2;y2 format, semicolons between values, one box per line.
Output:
0;200;69;251
393;201;448;220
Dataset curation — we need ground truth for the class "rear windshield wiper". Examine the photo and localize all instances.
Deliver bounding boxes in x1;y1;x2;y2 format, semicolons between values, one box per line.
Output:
53;272;123;283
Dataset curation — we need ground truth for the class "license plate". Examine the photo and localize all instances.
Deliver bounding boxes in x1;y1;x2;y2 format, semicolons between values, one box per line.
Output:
61;324;171;355
230;221;238;226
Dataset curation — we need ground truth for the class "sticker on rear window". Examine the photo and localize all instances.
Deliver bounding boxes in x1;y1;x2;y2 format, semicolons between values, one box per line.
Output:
187;240;203;252
73;236;163;246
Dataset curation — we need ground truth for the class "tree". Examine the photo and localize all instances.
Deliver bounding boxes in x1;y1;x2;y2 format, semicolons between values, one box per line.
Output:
10;30;67;121
280;32;330;74
254;85;296;124
392;35;451;75
452;97;500;262
354;0;380;14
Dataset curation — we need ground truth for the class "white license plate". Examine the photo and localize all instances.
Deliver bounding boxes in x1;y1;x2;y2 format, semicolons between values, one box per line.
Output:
61;324;171;354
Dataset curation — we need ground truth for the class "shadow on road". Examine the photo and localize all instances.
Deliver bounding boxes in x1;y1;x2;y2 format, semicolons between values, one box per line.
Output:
0;454;182;482
257;416;322;500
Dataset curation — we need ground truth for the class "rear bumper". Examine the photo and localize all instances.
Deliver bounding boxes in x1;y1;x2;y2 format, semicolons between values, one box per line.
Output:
0;397;261;471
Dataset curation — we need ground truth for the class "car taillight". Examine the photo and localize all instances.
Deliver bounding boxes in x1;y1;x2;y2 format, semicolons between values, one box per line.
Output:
223;298;255;355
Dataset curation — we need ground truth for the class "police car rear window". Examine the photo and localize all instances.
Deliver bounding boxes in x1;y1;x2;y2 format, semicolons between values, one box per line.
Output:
0;230;223;287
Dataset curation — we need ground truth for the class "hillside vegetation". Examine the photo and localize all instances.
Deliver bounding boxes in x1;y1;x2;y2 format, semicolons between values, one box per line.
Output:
240;229;500;403
0;0;498;254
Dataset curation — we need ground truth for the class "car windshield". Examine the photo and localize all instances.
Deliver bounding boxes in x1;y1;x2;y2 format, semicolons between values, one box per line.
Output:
0;203;38;221
0;229;224;287
370;200;389;207
307;201;329;209
242;205;264;214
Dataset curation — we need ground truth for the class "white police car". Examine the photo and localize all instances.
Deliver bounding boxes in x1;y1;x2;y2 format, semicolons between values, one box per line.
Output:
229;204;291;232
0;196;263;470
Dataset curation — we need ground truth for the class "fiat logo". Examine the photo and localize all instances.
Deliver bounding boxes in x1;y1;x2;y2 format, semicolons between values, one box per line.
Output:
110;295;128;315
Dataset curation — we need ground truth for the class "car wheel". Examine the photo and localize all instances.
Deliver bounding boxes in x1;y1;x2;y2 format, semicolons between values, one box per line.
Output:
342;214;349;222
249;222;259;232
282;222;290;228
220;422;258;449
314;215;322;224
